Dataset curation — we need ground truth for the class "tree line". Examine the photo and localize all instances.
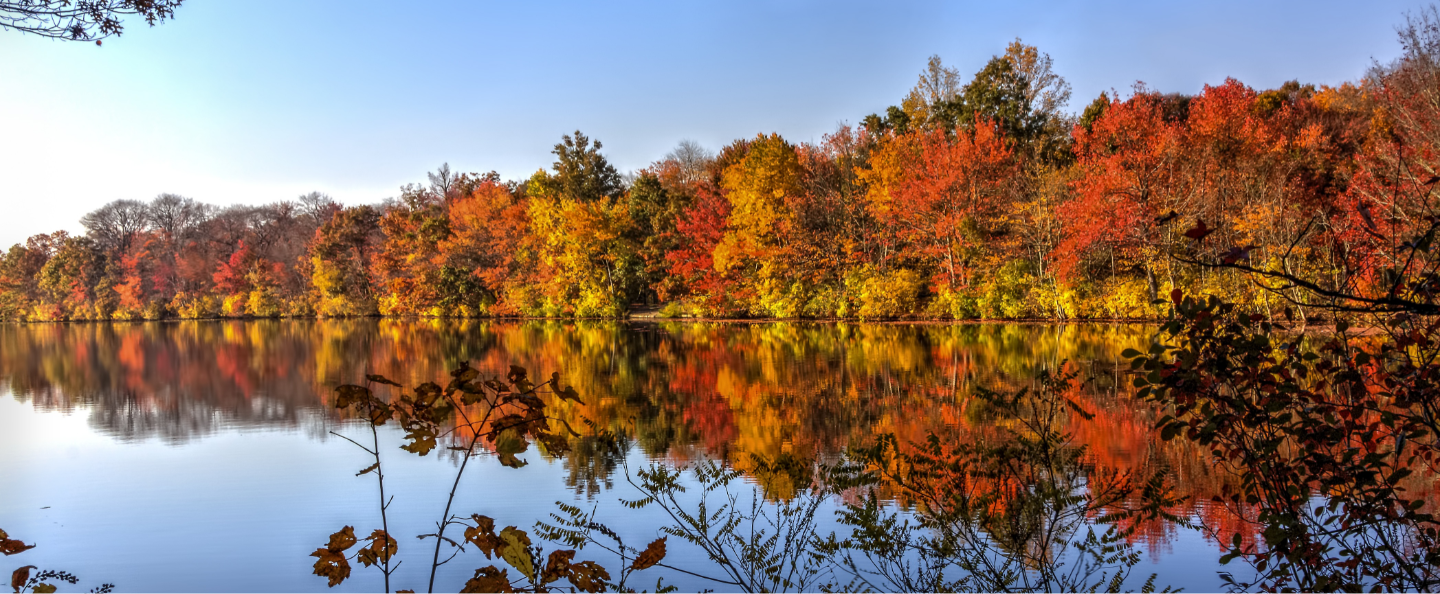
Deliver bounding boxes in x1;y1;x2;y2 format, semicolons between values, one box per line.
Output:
1;26;1434;322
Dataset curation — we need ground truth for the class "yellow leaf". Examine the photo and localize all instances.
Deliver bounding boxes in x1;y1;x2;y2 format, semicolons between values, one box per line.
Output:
498;526;535;580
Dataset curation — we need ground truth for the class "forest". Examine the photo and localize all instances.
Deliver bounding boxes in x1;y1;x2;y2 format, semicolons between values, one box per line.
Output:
0;30;1433;323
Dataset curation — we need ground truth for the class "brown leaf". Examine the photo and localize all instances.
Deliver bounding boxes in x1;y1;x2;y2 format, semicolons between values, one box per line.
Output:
334;385;371;409
567;560;611;593
356;529;397;567
631;536;666;571
326;526;357;552
461;566;513;593
555;385;582;403
463;515;501;559
494;428;530;469
12;565;35;593
541;550;576;584
452;366;480;382
310;548;351;587
31;584;55;594
367;402;393;426
400;425;438;456
365;374;403;387
507;365;528;384
0;529;36;556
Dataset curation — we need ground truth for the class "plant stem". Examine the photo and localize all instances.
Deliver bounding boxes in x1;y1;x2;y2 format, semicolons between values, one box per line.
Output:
427;398;494;593
371;421;392;593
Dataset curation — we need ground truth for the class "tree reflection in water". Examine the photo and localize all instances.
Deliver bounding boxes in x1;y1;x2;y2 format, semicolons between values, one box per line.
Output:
0;320;1244;553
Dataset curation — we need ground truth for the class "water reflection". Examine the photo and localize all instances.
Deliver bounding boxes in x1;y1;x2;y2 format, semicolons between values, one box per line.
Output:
0;320;1251;591
0;320;1144;447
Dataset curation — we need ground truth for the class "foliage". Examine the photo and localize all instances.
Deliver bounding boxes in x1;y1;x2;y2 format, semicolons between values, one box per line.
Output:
831;365;1181;593
311;363;669;593
0;14;1435;323
3;528;113;593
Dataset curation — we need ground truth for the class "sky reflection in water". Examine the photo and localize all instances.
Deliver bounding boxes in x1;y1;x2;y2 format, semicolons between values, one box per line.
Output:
0;320;1231;592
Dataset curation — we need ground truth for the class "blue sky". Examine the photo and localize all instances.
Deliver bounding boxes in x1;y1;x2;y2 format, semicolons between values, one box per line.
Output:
0;0;1427;247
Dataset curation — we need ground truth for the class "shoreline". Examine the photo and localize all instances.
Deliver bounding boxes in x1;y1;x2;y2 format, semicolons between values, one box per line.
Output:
0;314;1168;326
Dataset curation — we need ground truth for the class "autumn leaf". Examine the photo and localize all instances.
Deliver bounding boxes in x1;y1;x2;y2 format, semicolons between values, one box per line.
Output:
507;365;528;384
461;566;513;593
365;374;403;387
400;424;438;456
355;529;397;568
451;366;480;383
31;584;56;594
494;428;530;469
567;560;611;593
555;384;582;403
356;462;379;476
1155;210;1179;224
11;565;34;593
498;526;535;580
463;515;501;559
310;526;357;587
334;385;371;409
631;536;667;571
0;529;36;556
541;549;576;584
326;526;357;552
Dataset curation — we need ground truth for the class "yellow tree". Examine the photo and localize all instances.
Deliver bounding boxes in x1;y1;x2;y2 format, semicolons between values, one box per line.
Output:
713;133;808;317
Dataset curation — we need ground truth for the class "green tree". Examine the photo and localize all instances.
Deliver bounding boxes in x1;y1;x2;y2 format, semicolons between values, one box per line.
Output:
532;131;623;204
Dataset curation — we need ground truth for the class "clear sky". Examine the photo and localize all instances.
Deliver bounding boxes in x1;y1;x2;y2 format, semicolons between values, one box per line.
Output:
0;0;1428;248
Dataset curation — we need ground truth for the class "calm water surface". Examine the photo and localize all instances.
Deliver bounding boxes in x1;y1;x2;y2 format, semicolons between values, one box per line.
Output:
0;320;1234;592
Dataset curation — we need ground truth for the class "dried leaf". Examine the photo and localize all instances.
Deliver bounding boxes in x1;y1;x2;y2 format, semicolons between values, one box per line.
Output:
400;425;438;456
12;565;35;593
0;529;36;556
464;515;501;559
556;385;582;403
567;560;611;593
310;548;351;587
494;428;530;469
356;529;398;567
461;566;513;593
365;374;403;387
326;526;357;552
334;385;371;409
356;462;379;476
631;536;667;571
541;549;576;584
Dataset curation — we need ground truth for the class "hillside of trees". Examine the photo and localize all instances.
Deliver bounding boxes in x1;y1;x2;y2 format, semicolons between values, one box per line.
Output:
1;31;1433;322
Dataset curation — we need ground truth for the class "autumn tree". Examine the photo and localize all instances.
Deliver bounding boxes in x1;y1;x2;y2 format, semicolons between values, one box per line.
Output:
861;121;1019;314
309;205;383;317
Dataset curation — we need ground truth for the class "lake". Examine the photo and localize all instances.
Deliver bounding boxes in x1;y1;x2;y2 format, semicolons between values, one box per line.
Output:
0;320;1237;592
